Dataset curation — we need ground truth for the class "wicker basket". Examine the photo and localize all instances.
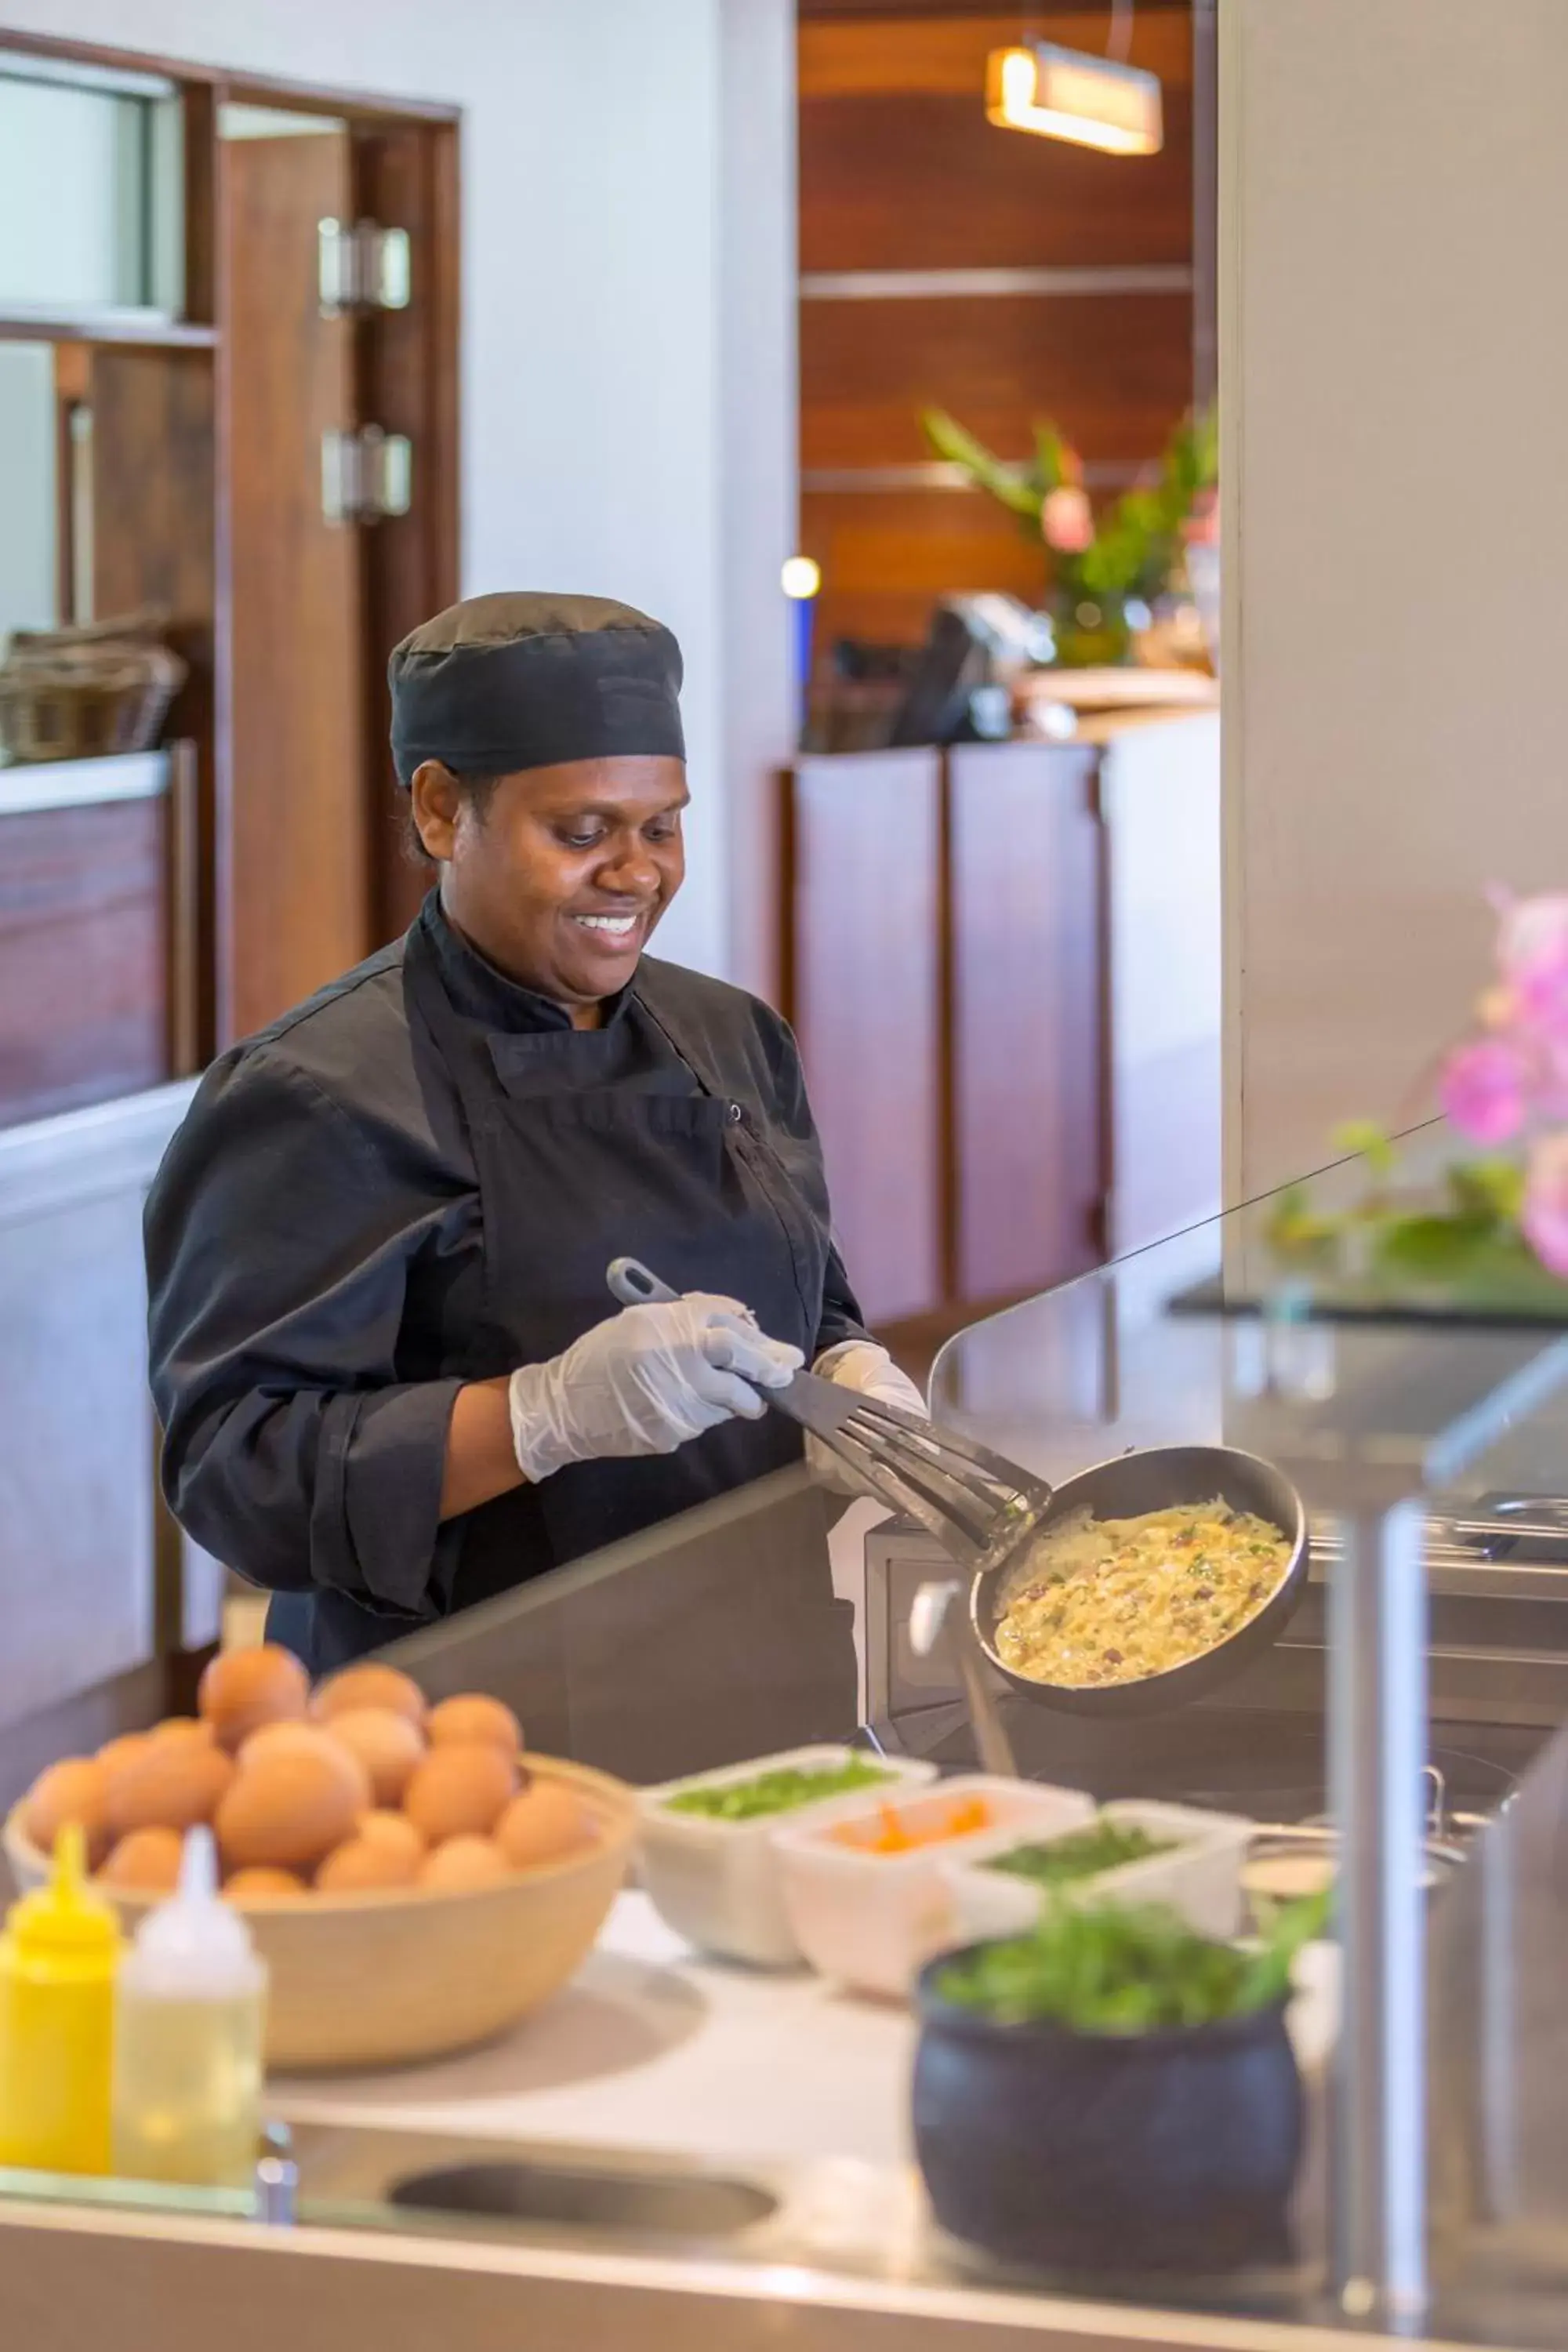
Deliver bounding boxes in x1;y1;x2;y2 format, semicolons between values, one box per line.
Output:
0;612;187;764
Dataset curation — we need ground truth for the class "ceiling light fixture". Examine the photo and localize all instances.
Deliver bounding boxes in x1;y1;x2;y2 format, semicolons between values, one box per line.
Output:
985;2;1163;157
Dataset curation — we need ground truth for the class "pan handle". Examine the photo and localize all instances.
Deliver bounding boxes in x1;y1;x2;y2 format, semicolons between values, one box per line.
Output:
608;1257;680;1309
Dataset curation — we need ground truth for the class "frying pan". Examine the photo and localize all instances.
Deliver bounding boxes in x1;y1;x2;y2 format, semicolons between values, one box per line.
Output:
969;1444;1310;1719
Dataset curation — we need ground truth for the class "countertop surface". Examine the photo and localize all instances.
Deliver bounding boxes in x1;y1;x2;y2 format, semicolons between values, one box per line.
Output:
274;1890;1339;2177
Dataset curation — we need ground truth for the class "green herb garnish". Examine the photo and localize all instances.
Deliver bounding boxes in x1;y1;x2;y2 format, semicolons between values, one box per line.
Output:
985;1819;1177;1889
664;1756;893;1823
935;1889;1329;2034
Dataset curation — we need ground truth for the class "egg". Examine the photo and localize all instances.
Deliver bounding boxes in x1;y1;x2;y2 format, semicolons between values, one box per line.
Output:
312;1663;426;1729
198;1645;310;1752
223;1865;309;1901
147;1716;216;1748
426;1693;522;1755
100;1826;185;1893
102;1740;234;1839
403;1744;517;1845
24;1758;111;1867
355;1809;426;1868
316;1829;422;1893
216;1745;368;1872
419;1835;510;1893
328;1708;426;1806
237;1721;359;1776
495;1779;593;1871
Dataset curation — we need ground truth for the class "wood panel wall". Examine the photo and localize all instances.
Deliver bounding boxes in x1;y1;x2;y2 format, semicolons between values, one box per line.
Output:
799;5;1197;654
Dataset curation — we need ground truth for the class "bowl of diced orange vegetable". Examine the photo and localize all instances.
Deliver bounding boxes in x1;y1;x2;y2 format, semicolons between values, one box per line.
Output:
771;1776;1095;2000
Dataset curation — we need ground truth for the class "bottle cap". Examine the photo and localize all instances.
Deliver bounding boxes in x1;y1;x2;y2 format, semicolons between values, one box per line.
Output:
5;1824;122;1959
122;1828;266;1999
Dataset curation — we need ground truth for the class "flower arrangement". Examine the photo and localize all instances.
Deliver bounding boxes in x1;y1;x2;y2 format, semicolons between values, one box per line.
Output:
920;404;1218;667
1269;891;1568;1305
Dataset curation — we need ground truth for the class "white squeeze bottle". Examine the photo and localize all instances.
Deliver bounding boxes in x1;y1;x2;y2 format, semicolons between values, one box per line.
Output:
111;1827;267;2188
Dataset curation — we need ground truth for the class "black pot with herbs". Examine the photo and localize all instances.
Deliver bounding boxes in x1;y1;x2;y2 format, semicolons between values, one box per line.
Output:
913;1892;1324;2277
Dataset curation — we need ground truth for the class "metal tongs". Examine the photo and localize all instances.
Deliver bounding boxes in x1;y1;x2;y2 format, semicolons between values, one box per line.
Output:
606;1258;1054;1582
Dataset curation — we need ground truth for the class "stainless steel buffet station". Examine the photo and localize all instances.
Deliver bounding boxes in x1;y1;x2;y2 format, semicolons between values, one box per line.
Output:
8;1162;1568;2352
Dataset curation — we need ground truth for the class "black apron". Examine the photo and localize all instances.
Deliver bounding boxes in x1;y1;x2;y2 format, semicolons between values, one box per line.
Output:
270;917;854;1730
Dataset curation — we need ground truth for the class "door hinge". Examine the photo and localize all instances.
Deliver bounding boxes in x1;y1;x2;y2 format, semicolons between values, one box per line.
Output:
318;216;412;314
321;425;413;524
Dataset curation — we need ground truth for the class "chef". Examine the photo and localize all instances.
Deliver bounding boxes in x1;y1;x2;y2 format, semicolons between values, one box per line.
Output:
146;593;922;1675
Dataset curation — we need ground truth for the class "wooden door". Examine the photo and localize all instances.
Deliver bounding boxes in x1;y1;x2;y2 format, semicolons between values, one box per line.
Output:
223;120;368;1044
949;741;1108;1305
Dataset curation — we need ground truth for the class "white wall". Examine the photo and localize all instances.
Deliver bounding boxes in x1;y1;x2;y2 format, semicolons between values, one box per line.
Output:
2;0;797;982
1221;0;1568;1198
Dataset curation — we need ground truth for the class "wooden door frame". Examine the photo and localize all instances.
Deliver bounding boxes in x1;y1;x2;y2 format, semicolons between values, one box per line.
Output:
0;24;462;1047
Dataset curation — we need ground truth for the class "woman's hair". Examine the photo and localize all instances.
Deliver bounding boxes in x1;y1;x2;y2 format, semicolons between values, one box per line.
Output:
401;767;506;866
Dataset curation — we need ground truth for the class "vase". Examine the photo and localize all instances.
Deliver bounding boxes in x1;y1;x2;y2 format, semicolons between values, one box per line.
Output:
1048;587;1134;670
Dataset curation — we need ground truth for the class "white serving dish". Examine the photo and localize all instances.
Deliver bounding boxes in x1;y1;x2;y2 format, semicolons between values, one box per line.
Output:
774;1775;1094;2001
944;1798;1254;1945
637;1744;938;1969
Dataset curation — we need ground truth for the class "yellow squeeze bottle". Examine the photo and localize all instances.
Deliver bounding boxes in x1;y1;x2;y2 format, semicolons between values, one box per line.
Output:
0;1823;122;2174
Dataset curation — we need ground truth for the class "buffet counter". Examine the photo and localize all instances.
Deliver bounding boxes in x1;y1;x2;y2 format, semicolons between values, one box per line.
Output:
6;1159;1568;2350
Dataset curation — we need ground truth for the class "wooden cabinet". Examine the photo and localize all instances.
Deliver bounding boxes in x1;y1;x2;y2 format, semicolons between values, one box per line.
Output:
949;742;1106;1305
0;751;197;1130
784;750;946;1326
782;739;1109;1330
782;722;1221;1337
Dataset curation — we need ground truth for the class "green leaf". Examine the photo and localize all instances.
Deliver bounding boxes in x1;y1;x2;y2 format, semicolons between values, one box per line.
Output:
1032;419;1073;492
1446;1157;1526;1225
1331;1120;1398;1179
920;407;1040;521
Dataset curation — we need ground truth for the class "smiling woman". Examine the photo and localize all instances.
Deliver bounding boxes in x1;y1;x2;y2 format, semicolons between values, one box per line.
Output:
143;592;925;1674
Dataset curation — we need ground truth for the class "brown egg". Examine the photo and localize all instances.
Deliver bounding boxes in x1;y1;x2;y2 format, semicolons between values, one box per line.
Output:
355;1808;426;1867
328;1708;425;1806
312;1663;426;1728
198;1645;310;1753
103;1740;234;1840
495;1780;593;1871
100;1826;185;1893
24;1758;111;1867
419;1835;510;1893
96;1732;152;1777
237;1721;358;1777
403;1744;517;1845
148;1716;216;1749
317;1830;422;1893
223;1865;309;1901
426;1693;522;1755
216;1746;368;1872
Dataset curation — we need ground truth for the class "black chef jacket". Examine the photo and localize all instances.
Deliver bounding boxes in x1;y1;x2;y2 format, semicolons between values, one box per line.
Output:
145;895;868;1671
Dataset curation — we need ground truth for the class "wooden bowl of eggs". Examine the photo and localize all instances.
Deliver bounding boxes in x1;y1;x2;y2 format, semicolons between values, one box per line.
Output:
2;1648;636;2071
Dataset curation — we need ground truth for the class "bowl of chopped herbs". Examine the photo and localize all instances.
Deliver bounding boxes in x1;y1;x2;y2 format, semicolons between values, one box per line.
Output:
913;1889;1325;2274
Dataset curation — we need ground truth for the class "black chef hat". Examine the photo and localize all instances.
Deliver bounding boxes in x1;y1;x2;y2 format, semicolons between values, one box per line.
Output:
389;592;684;786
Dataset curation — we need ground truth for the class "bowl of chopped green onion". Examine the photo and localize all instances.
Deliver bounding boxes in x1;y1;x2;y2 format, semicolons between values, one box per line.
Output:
944;1798;1252;1945
913;1891;1324;2275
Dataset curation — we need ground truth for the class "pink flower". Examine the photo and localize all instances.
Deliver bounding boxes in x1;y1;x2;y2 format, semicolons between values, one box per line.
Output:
1493;892;1568;1029
1523;1133;1568;1277
1182;489;1220;548
1439;1037;1526;1145
1042;486;1093;554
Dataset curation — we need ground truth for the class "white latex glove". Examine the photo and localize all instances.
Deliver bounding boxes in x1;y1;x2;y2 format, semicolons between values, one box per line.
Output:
509;1295;803;1483
806;1341;928;1497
